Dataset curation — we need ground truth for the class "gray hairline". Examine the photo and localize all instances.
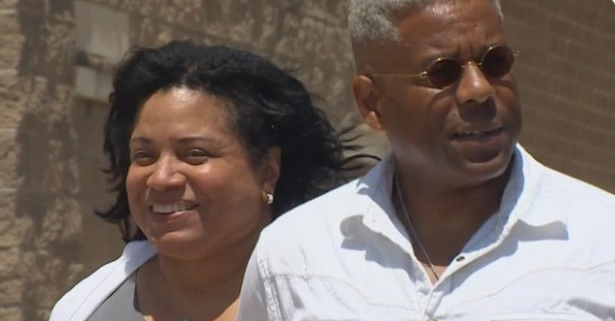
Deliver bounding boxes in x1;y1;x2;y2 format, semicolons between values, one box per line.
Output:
348;0;503;43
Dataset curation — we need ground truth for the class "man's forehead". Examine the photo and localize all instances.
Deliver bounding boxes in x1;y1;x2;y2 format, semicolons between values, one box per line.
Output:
353;0;505;73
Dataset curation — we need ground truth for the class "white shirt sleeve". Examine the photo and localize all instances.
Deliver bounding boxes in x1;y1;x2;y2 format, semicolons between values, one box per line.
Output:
236;245;279;321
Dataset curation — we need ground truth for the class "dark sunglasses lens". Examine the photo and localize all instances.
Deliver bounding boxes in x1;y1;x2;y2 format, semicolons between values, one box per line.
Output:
481;46;515;78
427;59;463;88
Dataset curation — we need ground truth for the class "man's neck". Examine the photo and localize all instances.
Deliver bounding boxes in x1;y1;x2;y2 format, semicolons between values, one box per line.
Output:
394;166;511;265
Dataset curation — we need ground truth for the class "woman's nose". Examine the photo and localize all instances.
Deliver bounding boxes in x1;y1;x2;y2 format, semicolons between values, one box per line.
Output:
146;156;186;191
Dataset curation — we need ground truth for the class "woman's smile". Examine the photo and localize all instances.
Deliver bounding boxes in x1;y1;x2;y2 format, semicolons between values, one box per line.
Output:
150;202;199;215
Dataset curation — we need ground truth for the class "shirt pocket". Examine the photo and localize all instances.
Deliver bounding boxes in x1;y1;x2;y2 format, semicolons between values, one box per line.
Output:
491;314;598;321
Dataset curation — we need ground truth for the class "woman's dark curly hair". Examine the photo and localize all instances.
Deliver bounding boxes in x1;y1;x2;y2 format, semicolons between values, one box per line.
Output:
97;40;367;242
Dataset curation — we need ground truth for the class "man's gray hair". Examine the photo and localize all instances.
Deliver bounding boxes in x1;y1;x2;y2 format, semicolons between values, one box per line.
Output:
348;0;502;43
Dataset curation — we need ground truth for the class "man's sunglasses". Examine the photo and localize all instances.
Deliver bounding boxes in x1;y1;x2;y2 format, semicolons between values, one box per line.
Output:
369;45;519;89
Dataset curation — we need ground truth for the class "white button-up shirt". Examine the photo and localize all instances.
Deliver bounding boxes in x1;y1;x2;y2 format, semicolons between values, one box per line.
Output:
236;146;615;321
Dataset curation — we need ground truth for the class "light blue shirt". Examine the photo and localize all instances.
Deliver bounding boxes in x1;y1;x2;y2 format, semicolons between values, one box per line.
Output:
237;145;615;321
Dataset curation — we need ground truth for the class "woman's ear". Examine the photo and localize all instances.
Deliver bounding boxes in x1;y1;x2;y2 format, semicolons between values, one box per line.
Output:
352;75;385;131
261;146;281;192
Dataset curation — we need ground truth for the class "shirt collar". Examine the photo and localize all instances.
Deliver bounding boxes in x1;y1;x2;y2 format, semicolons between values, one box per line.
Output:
501;145;569;228
346;145;567;244
347;153;411;251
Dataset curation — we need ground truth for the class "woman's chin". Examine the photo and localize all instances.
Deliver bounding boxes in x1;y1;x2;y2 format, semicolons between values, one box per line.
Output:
148;229;198;247
151;233;210;260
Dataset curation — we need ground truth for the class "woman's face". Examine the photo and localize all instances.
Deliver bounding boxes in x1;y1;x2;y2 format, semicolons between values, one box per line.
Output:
126;87;279;260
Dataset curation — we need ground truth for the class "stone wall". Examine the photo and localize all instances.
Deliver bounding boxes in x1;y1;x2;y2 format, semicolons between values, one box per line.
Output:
1;1;359;320
2;1;84;320
0;1;613;320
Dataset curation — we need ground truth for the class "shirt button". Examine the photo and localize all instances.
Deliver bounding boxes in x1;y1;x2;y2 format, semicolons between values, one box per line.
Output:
455;255;465;262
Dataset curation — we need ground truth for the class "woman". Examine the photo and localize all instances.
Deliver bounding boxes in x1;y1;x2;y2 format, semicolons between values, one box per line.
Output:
49;40;361;321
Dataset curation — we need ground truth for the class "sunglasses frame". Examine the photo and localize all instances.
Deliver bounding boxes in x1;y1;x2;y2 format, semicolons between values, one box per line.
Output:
369;45;519;89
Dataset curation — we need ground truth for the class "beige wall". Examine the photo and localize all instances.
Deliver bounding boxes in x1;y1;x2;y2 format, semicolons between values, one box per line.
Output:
0;1;613;320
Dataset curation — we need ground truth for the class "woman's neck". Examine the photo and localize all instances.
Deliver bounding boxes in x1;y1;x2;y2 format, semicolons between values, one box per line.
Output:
137;254;246;321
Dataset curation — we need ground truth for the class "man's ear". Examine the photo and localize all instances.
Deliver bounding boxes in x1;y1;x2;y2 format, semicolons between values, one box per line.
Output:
352;75;385;131
261;146;281;192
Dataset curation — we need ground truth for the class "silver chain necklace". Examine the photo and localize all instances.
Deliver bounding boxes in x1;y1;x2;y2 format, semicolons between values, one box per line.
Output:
394;174;440;281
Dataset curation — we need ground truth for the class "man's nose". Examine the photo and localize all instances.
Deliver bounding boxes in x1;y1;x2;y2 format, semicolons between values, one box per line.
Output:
455;61;495;106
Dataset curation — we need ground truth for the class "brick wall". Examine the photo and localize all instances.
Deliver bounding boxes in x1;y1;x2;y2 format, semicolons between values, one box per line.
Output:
0;1;613;320
503;0;615;192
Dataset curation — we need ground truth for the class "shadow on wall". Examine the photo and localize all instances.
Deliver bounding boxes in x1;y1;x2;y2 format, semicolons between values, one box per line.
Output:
13;0;84;319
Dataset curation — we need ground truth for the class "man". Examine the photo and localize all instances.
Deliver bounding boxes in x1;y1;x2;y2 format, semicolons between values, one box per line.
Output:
236;0;615;320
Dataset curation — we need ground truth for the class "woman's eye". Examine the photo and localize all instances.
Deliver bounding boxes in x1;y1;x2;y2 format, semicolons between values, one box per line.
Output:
184;149;209;165
132;151;156;166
